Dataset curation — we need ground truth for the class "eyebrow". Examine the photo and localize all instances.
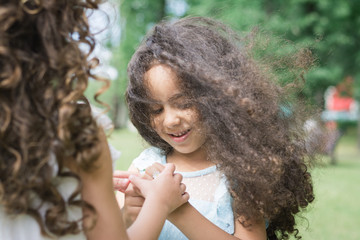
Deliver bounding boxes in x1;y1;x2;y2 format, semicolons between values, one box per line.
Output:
168;93;185;102
149;93;185;104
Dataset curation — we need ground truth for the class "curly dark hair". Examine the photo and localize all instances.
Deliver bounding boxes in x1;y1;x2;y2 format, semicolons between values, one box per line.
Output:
127;16;315;240
0;0;107;237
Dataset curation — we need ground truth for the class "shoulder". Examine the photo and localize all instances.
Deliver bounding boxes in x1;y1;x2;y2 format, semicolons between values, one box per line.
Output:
132;147;166;171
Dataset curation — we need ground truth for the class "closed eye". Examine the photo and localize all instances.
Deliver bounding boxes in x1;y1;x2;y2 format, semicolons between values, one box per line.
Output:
174;101;193;110
149;107;163;115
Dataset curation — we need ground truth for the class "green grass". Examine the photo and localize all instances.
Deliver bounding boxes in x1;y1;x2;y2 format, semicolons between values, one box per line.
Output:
108;128;147;170
293;130;360;240
109;128;360;240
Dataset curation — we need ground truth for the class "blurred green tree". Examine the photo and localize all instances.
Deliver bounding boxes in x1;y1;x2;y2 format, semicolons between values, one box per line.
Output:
94;0;360;146
186;0;360;103
110;0;166;128
186;0;360;147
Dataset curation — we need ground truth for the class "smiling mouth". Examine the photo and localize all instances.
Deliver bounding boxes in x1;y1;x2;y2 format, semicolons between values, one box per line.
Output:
169;129;190;137
168;129;191;142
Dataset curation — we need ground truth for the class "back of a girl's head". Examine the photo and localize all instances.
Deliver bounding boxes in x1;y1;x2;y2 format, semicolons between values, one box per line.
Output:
0;0;104;237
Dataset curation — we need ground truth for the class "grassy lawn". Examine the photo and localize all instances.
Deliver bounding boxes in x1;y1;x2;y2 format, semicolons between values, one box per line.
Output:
293;130;360;240
108;128;147;171
109;128;360;240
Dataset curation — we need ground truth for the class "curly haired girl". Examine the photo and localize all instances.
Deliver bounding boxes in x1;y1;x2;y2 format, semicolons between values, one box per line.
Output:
0;0;188;239
117;16;315;240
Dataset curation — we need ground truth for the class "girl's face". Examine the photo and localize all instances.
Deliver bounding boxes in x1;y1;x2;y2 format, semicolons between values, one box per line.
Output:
145;64;206;155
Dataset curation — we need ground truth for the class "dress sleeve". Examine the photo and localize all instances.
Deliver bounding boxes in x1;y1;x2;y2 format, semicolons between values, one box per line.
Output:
213;175;235;234
132;147;165;173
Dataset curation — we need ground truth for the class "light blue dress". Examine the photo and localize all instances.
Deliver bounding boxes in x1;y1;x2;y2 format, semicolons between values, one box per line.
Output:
132;147;235;240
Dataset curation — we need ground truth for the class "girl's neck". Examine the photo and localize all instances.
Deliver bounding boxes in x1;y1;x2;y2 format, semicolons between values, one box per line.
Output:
166;147;214;172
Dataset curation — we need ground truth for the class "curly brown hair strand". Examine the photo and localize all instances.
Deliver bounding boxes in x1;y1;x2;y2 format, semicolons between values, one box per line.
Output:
0;0;107;237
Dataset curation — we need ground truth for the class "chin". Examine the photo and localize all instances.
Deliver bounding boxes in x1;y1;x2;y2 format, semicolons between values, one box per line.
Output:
173;147;197;154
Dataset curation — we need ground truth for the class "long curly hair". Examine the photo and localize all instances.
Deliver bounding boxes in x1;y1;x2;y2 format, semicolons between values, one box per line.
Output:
127;16;315;240
0;0;107;237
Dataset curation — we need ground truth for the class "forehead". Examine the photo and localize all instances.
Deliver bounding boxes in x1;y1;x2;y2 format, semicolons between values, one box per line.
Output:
144;64;182;101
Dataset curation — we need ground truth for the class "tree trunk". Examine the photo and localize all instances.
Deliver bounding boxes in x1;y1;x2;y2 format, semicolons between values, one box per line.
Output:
112;0;167;129
358;114;360;151
112;95;127;129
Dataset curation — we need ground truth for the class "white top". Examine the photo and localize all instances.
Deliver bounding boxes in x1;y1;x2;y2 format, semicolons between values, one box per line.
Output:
133;147;235;240
0;172;86;240
0;107;121;240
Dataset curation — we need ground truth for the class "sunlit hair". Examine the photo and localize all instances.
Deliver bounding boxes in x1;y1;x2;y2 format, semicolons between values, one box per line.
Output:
0;0;108;237
127;16;315;240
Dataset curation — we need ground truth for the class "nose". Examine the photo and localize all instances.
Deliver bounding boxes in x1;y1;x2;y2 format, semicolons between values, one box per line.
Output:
163;107;181;128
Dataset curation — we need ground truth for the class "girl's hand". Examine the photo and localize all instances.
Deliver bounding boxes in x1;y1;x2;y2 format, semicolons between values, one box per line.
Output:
121;173;152;228
122;183;145;227
113;170;135;192
130;163;189;214
144;162;165;179
120;163;166;227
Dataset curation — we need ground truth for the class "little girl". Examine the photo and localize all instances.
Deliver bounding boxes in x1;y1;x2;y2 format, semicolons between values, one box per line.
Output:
117;17;315;240
0;1;188;239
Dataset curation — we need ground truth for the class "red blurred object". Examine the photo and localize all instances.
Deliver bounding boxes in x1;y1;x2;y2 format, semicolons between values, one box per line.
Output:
326;89;355;111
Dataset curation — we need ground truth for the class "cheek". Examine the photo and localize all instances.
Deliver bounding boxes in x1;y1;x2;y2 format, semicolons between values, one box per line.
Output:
185;109;200;124
188;111;206;135
150;116;161;132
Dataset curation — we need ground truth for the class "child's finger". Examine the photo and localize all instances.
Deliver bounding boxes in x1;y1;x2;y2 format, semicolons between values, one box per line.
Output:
173;173;183;183
128;175;147;193
181;192;190;202
141;172;153;180
180;183;186;194
144;163;165;179
124;195;145;207
162;163;176;175
152;162;165;171
113;170;138;178
113;178;131;192
124;184;143;199
144;167;160;179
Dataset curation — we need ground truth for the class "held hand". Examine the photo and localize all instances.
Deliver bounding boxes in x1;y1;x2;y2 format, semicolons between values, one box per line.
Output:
130;163;189;214
121;172;152;228
113;170;135;192
144;162;166;179
122;183;145;227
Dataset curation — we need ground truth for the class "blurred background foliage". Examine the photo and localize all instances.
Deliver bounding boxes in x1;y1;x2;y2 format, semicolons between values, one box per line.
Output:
85;0;360;144
86;1;359;238
83;2;360;238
